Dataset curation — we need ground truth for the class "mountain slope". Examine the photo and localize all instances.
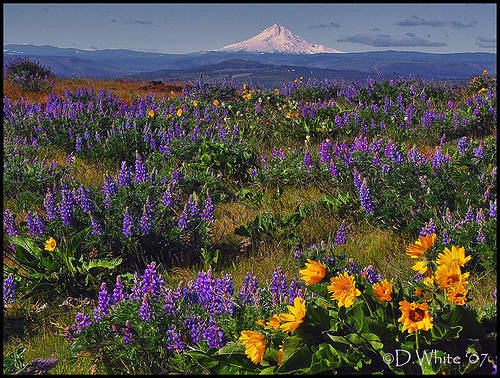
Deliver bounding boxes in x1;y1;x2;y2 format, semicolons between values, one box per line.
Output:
217;24;343;54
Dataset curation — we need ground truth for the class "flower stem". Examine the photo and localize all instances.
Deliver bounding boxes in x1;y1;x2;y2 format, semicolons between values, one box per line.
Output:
415;330;419;350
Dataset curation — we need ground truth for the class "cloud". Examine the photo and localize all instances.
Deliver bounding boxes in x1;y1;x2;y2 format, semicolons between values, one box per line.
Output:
337;33;447;47
476;35;496;48
309;22;341;29
396;15;446;27
369;27;381;32
126;19;154;25
109;19;117;23
450;20;477;29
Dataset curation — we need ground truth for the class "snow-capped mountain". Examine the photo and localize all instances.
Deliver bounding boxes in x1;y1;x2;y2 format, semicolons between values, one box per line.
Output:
217;24;343;54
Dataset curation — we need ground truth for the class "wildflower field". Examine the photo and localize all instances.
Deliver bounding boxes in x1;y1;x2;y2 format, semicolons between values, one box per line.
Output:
3;58;497;374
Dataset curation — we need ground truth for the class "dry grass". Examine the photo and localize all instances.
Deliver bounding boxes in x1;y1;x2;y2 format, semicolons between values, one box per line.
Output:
3;77;186;105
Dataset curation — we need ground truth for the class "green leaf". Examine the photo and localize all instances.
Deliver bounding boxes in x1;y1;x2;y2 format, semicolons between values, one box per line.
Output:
8;236;43;259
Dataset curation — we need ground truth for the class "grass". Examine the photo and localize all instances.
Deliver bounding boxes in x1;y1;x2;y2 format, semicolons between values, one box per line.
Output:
3;76;496;374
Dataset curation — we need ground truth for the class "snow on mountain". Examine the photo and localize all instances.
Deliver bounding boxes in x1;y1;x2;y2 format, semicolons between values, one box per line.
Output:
217;24;343;54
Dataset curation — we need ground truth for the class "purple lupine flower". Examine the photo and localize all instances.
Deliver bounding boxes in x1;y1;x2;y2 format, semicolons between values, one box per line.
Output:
104;194;112;210
3;273;17;303
134;150;147;183
33;213;46;235
118;161;131;187
112;276;128;304
78;186;94;213
60;191;74;226
358;178;374;213
44;189;58;221
184;316;205;344
102;173;118;197
464;206;474;223
415;273;425;281
440;134;446;145
71;312;92;335
3;209;18;236
457;137;469;154
443;208;453;223
239;271;259;305
431;146;446;171
138;262;165;298
319;139;334;163
178;205;189;231
335;220;347;245
288;280;304;305
271;266;288;305
163;288;176;315
122;207;134;237
473;141;484;160
476;208;486;223
201;192;215;223
139;293;153;321
97;282;111;317
188;196;199;219
329;159;338;177
166;324;185;352
123;325;133;344
27;211;39;235
304;150;314;170
353;168;362;191
476;228;485;244
360;265;382;284
140;204;153;235
420;219;436;237
162;186;174;207
442;229;452;246
490;200;496;218
348;258;359;274
294;250;301;258
202;316;225;348
75;135;82;152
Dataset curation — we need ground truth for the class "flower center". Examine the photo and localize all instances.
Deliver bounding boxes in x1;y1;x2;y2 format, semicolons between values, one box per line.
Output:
409;308;425;322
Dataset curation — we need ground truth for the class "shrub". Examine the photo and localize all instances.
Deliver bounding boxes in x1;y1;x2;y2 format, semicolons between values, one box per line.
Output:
5;56;55;92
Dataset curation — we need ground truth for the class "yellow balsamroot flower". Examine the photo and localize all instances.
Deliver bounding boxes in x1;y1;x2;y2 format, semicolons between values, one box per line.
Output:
327;272;361;308
398;299;433;333
434;264;470;291
422;276;435;287
472;77;478;83
286;112;292;119
193;100;198;107
414;288;434;302
411;258;432;276
147;110;155;117
239;331;266;364
483;70;488;76
299;259;326;285
177;108;183;117
213;99;219;106
165;114;172;119
256;318;266;326
447;283;468;305
274;88;279;95
436;245;471;270
279;297;306;333
266;314;282;330
299;76;303;80
278;344;284;366
372;279;393;302
44;237;57;251
406;233;436;258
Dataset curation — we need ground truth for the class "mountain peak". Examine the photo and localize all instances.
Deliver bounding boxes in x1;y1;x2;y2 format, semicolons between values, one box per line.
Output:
217;24;343;54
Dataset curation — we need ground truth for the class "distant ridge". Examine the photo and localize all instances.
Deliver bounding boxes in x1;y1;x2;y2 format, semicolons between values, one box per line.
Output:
217;24;343;54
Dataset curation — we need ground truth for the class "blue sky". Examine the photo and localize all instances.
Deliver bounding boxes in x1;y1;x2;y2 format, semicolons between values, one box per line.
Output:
3;3;497;54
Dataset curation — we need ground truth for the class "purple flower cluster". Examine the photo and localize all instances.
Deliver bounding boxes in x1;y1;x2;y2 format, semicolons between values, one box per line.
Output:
118;161;132;187
239;271;259;305
201;192;215;223
358;178;375;213
122;207;134;237
194;271;234;316
335;220;347;245
166;324;185;351
3;209;18;237
457;137;469;154
420;219;436;237
3;273;17;303
27;211;45;235
270;266;288;305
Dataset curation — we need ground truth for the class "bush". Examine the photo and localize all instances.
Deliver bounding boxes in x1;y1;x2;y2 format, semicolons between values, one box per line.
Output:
5;56;54;92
